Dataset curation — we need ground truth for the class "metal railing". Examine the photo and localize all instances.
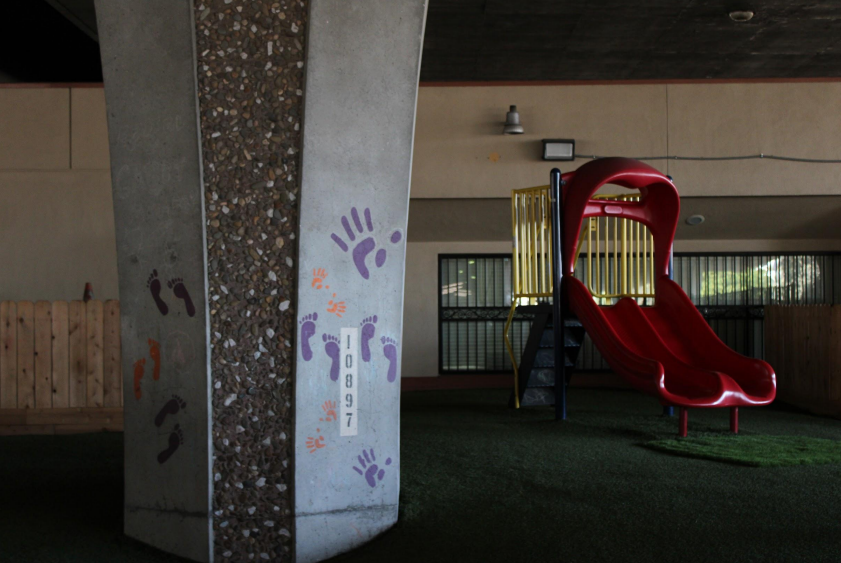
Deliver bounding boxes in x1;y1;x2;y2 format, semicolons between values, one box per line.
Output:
577;194;656;300
504;187;660;402
510;185;554;301
504;185;555;408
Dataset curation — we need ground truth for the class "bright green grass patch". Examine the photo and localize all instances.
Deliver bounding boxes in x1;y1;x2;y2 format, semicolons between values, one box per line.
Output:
645;435;841;467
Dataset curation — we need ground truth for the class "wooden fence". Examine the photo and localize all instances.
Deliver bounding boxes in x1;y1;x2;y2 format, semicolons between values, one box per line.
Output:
0;300;123;434
765;305;841;419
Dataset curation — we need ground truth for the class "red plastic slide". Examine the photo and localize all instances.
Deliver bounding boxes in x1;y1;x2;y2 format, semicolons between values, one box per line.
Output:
560;158;775;421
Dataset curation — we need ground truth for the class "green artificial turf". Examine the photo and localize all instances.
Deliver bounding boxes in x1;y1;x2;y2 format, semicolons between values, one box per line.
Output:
2;389;841;563
645;434;841;467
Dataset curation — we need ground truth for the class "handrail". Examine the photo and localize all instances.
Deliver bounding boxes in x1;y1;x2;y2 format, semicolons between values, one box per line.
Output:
505;185;553;408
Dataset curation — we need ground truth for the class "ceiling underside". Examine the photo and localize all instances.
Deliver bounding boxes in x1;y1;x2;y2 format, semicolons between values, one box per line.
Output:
407;196;841;242
7;0;841;83
0;1;101;83
421;0;841;81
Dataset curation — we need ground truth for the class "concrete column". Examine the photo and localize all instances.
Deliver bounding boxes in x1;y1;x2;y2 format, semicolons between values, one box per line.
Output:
95;1;212;562
293;2;428;562
97;0;425;560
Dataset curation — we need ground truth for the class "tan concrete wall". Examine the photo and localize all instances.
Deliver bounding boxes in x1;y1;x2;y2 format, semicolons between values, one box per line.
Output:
0;89;70;170
412;82;841;198
412;84;668;198
668;83;841;196
0;87;118;301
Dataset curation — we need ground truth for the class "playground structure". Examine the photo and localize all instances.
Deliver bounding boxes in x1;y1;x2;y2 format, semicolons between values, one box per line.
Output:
504;158;777;436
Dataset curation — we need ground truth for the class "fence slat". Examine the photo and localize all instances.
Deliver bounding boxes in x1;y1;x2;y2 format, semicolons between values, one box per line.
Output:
16;302;35;409
34;301;53;408
0;302;17;408
51;302;69;408
102;301;121;407
767;305;841;418
68;301;87;408
86;301;104;408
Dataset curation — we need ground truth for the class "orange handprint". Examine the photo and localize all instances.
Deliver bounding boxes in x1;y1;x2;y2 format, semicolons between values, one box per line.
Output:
327;294;347;318
312;268;329;290
306;429;326;453
320;400;338;422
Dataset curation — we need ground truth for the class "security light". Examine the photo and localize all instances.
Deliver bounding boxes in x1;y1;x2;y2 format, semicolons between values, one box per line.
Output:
503;105;524;135
542;139;576;161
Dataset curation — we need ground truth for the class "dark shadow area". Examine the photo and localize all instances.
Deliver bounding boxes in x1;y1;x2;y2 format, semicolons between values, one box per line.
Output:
3;389;841;562
0;432;186;562
0;1;101;83
336;388;841;563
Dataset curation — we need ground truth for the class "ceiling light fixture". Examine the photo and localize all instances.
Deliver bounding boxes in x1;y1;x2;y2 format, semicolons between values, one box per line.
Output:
729;10;754;22
503;105;524;135
686;214;705;226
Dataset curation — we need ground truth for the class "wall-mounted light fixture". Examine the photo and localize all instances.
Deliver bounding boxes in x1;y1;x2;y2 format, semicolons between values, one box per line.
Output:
503;105;524;135
542;139;575;161
686;214;705;226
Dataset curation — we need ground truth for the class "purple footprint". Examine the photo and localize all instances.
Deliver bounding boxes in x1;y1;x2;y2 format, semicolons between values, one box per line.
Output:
299;313;318;361
147;270;168;315
167;278;196;317
157;424;183;464
360;315;378;362
323;333;340;381
381;336;399;383
155;394;186;427
330;207;402;280
352;448;392;488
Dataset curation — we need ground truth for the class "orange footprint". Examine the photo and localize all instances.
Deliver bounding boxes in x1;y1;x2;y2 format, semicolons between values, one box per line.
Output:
306;430;326;453
133;358;146;400
148;338;161;381
320;400;337;422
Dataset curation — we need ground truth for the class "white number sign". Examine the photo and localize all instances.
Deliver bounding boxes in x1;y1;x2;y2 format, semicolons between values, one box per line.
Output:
340;327;358;436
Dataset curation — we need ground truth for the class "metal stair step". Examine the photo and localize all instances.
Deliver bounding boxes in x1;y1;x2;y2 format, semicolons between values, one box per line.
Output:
525;368;555;387
533;348;575;368
539;328;585;349
519;387;555;407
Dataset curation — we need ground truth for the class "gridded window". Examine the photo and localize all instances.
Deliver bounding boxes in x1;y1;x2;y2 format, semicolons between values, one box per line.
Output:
439;255;517;372
439;253;841;374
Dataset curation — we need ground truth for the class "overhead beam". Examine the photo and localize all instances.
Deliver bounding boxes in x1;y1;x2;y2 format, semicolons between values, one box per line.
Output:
44;0;98;42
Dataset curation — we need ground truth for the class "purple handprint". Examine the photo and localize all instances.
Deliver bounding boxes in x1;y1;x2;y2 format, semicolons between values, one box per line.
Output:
330;207;402;280
352;448;392;488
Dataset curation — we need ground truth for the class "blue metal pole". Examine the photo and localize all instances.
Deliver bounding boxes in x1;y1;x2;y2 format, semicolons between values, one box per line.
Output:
550;169;566;421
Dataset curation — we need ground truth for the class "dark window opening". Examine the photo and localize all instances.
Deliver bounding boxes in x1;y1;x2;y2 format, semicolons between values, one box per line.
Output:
439;252;841;374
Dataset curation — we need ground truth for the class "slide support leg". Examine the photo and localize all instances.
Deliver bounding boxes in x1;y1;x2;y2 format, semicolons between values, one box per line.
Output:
679;407;688;437
730;407;739;434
